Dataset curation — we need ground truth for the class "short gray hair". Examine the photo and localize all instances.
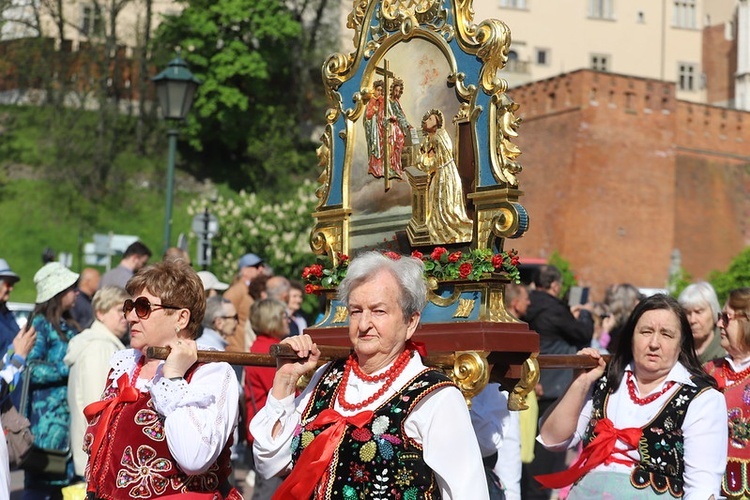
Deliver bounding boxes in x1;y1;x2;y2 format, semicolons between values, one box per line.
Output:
337;252;427;323
202;295;230;329
92;286;130;314
678;282;721;317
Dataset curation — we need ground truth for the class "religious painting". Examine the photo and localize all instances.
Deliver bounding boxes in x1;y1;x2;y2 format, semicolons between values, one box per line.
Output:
310;0;529;262
350;38;462;251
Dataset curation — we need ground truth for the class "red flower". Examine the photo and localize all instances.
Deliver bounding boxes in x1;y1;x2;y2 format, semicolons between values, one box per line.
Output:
304;284;315;294
511;256;520;266
351;428;372;442
309;264;323;277
337;253;349;262
383;251;401;260
491;254;504;269
448;251;462;263
459;262;473;278
411;250;423;259
350;463;370;483
431;247;448;261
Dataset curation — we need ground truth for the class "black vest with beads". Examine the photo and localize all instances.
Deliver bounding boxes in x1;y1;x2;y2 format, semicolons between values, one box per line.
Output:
290;358;455;500
583;374;711;497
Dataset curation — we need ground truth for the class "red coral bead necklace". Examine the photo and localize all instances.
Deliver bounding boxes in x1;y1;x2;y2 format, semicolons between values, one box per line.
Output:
722;361;750;383
626;371;675;406
337;349;412;411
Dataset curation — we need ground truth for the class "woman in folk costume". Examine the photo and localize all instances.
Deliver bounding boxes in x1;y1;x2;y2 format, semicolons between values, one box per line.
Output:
536;294;727;498
250;251;488;499
704;287;750;499
83;260;242;499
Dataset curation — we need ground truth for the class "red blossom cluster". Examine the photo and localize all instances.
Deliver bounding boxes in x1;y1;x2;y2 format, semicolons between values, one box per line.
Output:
301;263;323;280
302;246;522;294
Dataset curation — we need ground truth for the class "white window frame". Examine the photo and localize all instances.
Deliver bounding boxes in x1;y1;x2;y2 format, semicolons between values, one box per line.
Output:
536;48;549;66
678;63;697;91
589;0;614;20
672;0;696;29
590;53;610;72
81;4;104;37
500;0;527;9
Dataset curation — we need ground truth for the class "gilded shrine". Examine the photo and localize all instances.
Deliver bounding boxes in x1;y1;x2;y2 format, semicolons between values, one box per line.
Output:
307;0;536;407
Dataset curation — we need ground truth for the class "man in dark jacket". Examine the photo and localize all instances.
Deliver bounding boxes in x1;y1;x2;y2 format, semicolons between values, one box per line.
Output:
522;265;594;500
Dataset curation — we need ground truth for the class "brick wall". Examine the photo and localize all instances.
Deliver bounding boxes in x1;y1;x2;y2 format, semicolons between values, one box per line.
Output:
507;70;750;300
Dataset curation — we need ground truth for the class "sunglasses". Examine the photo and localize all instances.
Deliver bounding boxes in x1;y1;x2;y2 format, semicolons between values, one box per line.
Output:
718;311;748;325
123;297;182;319
221;314;239;322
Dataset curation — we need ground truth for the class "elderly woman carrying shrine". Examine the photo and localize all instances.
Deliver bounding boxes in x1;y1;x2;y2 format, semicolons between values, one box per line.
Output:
83;260;241;499
535;294;727;499
250;251;489;499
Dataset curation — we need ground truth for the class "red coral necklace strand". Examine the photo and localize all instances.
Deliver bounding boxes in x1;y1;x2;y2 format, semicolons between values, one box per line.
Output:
722;362;750;383
626;371;675;406
337;349;412;411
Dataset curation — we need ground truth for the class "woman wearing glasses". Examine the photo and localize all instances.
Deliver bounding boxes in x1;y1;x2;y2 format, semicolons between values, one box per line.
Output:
704;287;750;499
83;260;242;499
196;296;238;352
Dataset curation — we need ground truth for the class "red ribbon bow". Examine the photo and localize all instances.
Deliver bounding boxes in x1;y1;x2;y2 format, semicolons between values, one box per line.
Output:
406;340;427;357
83;373;140;465
535;417;642;489
273;408;374;500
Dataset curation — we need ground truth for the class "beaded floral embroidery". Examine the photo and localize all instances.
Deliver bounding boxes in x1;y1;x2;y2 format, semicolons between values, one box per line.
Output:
116;445;172;497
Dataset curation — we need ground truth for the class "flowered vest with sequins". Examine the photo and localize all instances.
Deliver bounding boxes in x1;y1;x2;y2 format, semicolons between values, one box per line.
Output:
705;358;750;498
583;374;711;498
84;364;233;499
290;358;456;500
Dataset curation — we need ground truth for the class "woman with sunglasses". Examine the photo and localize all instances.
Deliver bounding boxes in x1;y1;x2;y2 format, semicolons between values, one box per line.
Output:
83;260;242;499
703;287;750;499
23;262;80;500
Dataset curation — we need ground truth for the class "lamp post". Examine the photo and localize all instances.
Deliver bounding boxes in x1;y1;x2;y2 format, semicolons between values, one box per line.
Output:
152;55;201;253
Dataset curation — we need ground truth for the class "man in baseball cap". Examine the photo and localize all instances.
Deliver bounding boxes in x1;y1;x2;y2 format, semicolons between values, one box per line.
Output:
0;258;22;355
224;253;267;355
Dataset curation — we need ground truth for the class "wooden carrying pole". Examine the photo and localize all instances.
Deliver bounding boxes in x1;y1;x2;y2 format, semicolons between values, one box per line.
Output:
145;345;609;369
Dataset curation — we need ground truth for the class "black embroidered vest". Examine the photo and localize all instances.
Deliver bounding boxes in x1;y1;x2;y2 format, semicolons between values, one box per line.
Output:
290;358;455;499
583;374;711;497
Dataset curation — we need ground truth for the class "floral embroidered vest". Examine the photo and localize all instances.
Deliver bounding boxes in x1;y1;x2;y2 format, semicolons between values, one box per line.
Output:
705;358;750;498
583;374;711;497
84;365;234;499
290;359;455;499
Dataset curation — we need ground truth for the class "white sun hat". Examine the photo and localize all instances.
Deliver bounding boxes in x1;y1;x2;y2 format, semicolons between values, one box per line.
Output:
197;271;230;292
34;262;80;304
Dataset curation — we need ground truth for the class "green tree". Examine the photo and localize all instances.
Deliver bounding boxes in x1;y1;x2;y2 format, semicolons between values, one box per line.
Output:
152;0;329;195
548;250;578;298
709;247;750;303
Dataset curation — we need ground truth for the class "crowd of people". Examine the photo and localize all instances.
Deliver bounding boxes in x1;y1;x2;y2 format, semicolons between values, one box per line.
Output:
0;246;748;500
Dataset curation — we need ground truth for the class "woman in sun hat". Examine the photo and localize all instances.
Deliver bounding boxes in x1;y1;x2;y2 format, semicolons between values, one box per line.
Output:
23;261;80;498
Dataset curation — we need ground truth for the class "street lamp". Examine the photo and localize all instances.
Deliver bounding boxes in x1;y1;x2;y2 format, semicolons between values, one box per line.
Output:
152;54;201;253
